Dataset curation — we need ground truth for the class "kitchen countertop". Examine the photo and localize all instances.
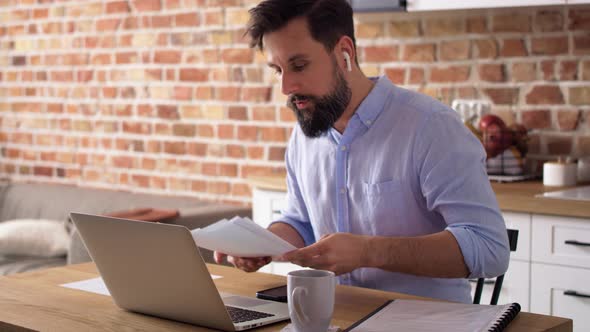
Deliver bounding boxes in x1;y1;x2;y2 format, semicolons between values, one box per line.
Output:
248;176;590;219
491;181;590;218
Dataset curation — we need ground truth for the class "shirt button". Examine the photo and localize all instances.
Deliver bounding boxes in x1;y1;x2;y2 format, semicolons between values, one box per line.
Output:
340;188;346;194
365;120;372;125
340;145;347;151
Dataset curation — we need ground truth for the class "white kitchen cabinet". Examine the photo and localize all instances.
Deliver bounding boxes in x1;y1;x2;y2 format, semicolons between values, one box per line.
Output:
531;264;590;332
532;215;590;269
252;187;287;229
503;212;531;261
470;260;530;310
406;0;566;11
530;214;590;332
472;211;590;322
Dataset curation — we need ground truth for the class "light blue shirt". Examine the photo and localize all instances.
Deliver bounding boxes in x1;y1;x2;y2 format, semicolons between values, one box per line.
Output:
274;76;509;303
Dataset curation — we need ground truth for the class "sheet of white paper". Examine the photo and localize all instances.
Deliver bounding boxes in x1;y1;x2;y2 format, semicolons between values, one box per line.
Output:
232;217;295;250
61;277;111;296
60;275;222;297
192;216;296;257
231;218;295;252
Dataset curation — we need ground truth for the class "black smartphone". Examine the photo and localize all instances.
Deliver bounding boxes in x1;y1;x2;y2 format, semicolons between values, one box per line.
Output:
256;285;288;303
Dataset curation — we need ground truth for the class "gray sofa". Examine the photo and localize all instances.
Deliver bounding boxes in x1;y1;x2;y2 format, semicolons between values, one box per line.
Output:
0;181;250;275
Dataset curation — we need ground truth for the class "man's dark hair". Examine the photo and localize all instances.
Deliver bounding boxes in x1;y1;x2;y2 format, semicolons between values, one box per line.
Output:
246;0;356;54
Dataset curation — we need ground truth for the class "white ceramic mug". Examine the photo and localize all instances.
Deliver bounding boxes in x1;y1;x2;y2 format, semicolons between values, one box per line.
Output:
287;269;335;332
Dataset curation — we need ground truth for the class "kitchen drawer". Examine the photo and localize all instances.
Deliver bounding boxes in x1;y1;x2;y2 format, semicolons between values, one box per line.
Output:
270;194;287;220
530;263;590;332
470;260;530;311
502;212;531;261
252;188;287;229
532;215;590;269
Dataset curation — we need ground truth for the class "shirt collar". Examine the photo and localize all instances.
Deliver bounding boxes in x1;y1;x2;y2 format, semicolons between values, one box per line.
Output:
327;75;394;142
354;75;394;128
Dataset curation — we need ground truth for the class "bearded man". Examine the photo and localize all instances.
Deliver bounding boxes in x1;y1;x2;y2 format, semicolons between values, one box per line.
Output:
215;0;509;303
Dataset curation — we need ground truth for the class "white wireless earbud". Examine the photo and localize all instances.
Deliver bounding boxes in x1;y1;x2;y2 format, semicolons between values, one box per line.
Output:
342;52;352;72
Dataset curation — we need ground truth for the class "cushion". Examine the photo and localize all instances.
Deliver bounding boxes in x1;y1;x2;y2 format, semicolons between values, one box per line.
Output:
0;219;70;257
0;255;66;275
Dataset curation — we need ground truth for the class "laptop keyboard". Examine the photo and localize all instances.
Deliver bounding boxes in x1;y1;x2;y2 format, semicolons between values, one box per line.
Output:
226;306;275;323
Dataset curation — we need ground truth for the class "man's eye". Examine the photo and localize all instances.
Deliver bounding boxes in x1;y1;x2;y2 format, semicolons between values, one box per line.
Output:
292;63;307;72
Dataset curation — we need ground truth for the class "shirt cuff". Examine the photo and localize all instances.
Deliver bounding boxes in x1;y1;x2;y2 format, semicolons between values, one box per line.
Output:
446;226;479;278
446;225;509;279
270;217;316;247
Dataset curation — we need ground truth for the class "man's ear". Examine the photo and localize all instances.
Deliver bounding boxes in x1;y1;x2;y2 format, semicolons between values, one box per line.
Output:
337;35;356;72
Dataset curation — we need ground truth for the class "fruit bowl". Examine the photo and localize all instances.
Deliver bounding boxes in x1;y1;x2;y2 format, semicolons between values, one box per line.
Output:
463;114;529;176
486;146;525;175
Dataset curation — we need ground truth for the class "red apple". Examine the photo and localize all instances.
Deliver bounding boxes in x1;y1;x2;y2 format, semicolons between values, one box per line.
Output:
482;124;505;158
480;115;512;158
479;114;506;132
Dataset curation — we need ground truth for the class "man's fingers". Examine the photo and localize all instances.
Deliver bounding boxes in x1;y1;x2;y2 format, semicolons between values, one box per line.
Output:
306;252;331;267
214;251;226;264
230;257;252;270
225;256;271;272
284;243;323;264
292;254;331;270
275;250;296;262
249;257;271;269
240;258;263;272
245;260;257;271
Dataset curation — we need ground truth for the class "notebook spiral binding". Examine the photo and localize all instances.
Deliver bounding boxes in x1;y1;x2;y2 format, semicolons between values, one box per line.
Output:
488;302;521;332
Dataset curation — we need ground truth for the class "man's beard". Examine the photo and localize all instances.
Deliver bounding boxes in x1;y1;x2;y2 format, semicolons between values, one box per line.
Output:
287;60;352;138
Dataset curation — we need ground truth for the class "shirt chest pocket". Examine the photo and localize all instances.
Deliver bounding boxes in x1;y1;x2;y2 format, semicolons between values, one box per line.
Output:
363;180;402;196
362;180;404;234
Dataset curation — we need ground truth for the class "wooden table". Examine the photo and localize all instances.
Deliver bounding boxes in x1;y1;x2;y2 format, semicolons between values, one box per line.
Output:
0;263;572;331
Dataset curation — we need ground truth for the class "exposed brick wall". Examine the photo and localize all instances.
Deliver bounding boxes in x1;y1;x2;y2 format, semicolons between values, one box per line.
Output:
0;1;589;205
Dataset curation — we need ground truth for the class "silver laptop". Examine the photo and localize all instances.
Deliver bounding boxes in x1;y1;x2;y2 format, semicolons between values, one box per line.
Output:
70;212;289;331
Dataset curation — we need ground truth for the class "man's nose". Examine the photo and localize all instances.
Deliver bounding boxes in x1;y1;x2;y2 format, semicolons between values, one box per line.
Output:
281;72;299;96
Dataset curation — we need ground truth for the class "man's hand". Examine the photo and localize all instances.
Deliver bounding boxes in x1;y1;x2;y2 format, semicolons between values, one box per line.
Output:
279;233;371;275
214;251;271;273
214;222;305;273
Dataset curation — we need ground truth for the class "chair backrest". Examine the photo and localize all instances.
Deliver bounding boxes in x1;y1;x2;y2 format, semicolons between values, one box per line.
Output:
472;228;519;305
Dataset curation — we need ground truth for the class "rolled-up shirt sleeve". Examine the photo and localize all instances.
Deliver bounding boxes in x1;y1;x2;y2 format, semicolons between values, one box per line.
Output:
269;131;316;247
414;108;510;279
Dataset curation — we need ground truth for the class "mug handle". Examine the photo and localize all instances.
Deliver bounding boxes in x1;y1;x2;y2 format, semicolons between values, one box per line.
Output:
291;286;310;325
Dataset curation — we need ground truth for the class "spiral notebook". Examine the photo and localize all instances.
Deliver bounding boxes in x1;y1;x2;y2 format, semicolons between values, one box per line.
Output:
344;299;521;332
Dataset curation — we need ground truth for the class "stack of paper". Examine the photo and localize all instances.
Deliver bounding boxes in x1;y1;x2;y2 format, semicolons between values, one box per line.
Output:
191;216;296;258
